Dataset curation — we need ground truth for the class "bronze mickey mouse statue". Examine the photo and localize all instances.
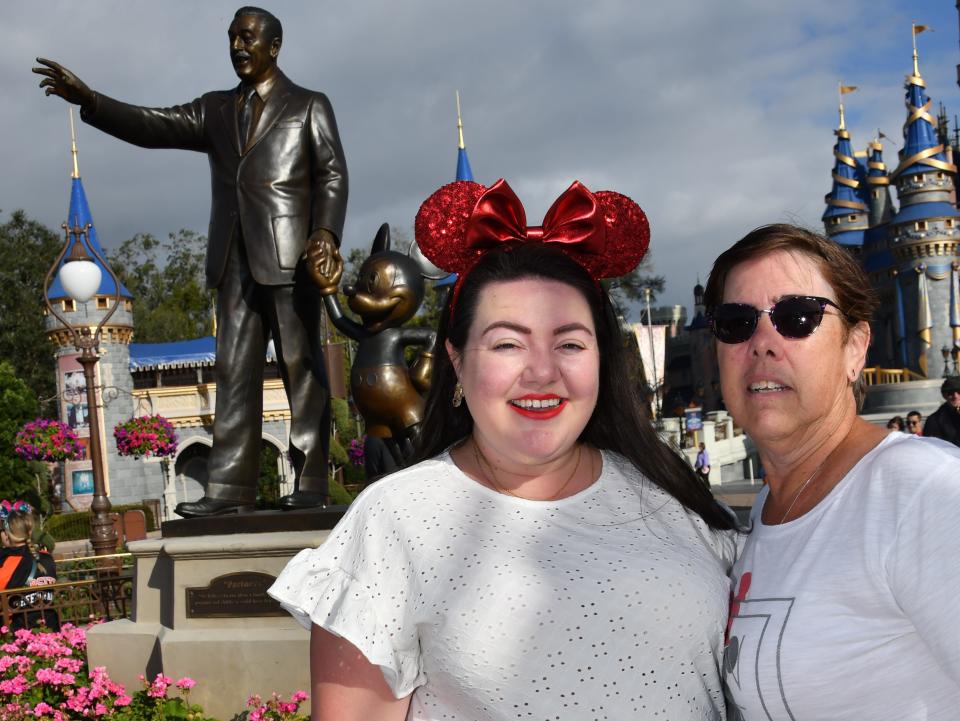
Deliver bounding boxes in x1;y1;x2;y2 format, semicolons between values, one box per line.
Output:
308;224;438;466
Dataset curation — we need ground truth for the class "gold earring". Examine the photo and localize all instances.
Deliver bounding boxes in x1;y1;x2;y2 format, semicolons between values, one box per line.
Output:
452;382;464;408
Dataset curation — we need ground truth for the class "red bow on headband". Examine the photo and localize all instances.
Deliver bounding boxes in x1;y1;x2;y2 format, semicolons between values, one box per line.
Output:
415;179;649;281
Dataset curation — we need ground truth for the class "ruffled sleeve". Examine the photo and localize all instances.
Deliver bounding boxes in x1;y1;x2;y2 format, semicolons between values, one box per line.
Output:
268;487;426;698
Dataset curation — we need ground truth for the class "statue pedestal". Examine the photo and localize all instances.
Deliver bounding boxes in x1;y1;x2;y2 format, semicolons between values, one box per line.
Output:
86;515;340;720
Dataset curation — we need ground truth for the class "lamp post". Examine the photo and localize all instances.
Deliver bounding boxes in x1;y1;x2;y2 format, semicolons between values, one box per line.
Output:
942;345;951;376
642;287;662;425
43;222;120;556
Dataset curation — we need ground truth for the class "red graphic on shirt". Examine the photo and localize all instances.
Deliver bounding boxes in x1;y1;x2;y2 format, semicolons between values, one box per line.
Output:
725;572;751;644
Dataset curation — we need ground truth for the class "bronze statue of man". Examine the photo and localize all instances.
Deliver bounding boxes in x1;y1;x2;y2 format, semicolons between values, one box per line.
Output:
34;6;348;517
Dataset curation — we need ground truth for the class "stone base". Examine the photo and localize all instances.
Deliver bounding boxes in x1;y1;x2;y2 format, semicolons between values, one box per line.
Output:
87;529;330;720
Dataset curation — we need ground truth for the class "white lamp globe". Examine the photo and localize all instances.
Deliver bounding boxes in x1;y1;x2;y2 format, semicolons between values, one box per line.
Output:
59;260;102;303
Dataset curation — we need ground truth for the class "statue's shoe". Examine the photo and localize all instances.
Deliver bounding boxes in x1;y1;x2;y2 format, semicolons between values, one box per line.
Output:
174;496;254;518
278;491;329;510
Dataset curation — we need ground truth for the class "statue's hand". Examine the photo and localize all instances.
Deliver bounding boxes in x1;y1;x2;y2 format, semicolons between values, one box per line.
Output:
32;58;95;107
306;229;343;295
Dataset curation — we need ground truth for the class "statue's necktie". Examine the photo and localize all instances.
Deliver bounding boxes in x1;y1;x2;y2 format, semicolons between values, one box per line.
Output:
238;86;258;148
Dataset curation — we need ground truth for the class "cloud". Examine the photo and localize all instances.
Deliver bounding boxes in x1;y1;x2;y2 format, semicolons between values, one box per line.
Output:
4;0;957;314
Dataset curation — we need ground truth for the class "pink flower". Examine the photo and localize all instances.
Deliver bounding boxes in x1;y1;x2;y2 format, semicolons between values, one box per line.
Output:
0;675;29;695
113;695;132;707
291;690;309;703
32;702;54;716
175;677;196;690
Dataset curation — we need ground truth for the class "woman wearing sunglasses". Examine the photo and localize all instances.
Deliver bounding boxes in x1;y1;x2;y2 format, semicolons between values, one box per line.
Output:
708;224;960;720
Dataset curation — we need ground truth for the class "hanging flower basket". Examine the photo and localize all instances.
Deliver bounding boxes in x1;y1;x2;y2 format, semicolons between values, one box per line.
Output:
114;414;178;458
347;437;365;466
14;418;85;462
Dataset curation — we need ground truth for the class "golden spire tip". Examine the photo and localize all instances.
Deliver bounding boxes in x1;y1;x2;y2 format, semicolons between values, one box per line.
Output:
69;108;79;179
456;90;465;150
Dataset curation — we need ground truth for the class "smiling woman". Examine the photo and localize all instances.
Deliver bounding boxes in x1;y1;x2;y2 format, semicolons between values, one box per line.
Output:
269;179;740;721
708;224;960;720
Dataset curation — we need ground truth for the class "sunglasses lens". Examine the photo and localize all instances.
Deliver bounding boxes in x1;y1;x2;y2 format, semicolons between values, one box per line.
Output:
711;304;758;343
770;297;824;338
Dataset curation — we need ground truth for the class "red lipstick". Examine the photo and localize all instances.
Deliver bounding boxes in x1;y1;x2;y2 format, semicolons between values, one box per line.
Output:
508;394;567;420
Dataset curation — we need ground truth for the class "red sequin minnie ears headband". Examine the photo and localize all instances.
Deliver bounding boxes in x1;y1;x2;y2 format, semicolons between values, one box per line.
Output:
414;179;650;289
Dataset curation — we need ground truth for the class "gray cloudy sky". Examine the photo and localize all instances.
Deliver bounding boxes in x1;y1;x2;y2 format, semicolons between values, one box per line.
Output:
4;0;959;316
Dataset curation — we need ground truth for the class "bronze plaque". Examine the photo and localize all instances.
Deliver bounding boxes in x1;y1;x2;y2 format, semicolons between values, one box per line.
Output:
186;572;285;618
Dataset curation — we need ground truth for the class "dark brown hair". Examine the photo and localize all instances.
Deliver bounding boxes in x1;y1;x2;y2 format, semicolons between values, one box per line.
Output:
704;223;878;332
415;243;737;531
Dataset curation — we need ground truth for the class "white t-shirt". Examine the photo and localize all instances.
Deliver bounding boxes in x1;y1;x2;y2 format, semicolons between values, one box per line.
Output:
724;433;960;721
269;450;738;721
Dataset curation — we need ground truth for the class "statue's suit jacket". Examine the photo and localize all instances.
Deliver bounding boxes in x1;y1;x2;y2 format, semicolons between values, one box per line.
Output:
81;69;348;288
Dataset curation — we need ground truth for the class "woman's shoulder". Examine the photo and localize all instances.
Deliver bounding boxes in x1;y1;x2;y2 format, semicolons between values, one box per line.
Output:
339;452;462;519
850;432;960;507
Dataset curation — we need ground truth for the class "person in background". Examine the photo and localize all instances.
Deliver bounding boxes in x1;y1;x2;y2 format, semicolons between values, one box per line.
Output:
695;441;711;485
885;415;904;431
707;224;960;720
923;378;960;446
905;410;923;435
270;179;739;721
0;503;59;631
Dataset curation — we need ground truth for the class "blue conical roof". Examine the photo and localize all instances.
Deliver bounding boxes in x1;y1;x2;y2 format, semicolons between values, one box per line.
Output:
48;176;133;300
892;65;956;178
822;127;867;225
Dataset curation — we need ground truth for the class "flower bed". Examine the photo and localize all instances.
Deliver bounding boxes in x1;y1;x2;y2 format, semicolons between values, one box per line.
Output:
0;624;308;721
14;419;84;462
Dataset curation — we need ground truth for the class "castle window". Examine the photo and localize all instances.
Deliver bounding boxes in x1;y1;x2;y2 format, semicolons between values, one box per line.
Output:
61;299;75;312
947;219;955;229
124;300;133;312
830;218;840;226
937;172;945;180
96;297;108;310
916;221;928;231
848;214;857;222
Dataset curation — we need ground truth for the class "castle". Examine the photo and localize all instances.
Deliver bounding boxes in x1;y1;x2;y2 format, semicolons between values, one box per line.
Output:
823;40;960;381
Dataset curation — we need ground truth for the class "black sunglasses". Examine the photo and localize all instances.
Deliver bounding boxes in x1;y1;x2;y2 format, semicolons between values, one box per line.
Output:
708;296;846;344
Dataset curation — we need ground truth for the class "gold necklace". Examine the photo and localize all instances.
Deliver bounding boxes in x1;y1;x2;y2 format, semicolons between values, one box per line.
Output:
472;441;583;501
777;457;828;524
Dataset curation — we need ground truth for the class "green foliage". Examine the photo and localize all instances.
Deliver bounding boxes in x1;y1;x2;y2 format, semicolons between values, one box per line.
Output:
0;210;60;402
256;442;280;509
0;362;49;509
44;503;158;543
602;252;666;320
113;680;215;721
108;229;215;343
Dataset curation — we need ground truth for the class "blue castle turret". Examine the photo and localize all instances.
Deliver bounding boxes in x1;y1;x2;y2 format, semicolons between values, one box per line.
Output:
44;124;162;512
822;98;868;250
828;32;960;380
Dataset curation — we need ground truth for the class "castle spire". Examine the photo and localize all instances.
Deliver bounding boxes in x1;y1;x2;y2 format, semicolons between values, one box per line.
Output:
69;108;80;179
822;84;867;247
455;90;474;182
893;24;955;180
48;113;132;301
866;136;893;227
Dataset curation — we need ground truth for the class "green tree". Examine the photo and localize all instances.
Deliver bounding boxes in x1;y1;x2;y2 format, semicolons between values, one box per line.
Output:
0;211;61;402
0;362;49;509
603;253;666;320
108;229;215;342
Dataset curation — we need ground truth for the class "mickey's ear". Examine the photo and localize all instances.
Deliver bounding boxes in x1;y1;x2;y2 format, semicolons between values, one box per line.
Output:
407;238;449;280
371;223;391;254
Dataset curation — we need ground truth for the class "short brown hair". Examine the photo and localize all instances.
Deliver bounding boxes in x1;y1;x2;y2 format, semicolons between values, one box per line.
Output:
704;224;878;331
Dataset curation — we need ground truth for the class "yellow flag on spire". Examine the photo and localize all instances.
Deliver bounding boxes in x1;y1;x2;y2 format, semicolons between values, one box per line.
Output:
840;85;858;94
913;24;929;35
